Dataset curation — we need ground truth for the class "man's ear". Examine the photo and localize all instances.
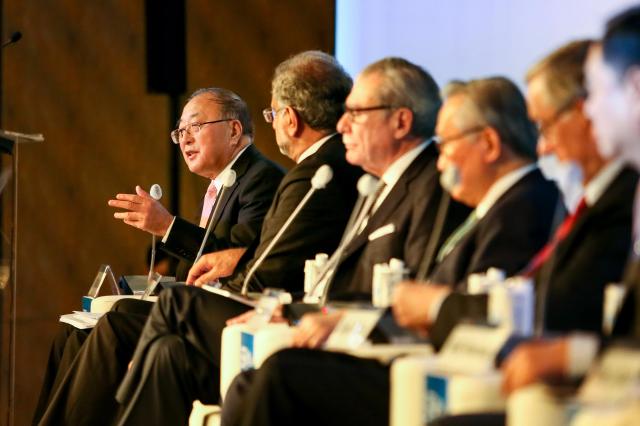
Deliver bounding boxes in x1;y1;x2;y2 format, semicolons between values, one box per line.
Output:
229;120;243;144
283;106;303;138
392;107;414;139
481;127;502;163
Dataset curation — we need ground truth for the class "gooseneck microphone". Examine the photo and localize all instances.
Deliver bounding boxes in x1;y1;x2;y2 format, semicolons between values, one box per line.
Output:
338;174;378;246
195;169;237;263
304;174;380;303
1;31;22;49
148;184;163;283
240;164;333;296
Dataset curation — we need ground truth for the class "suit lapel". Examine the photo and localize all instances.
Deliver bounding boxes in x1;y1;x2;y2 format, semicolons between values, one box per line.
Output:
209;145;254;230
553;168;632;270
342;144;438;257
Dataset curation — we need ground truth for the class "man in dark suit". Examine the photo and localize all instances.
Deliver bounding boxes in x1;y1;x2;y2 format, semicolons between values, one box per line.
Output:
493;7;640;401
38;51;361;426
109;87;284;281
316;57;470;301
32;87;284;425
226;76;561;426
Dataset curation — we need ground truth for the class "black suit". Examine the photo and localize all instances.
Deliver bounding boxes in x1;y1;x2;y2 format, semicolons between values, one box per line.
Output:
614;258;640;337
226;167;563;426
223;135;363;292
38;135;362;426
429;169;560;288
34;144;283;425
162;144;285;280
431;167;637;349
329;143;470;299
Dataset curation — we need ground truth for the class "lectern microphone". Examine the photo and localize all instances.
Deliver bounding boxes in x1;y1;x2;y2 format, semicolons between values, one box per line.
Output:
1;32;22;49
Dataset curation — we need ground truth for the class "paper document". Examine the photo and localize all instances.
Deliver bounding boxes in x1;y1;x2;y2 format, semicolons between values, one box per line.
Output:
59;311;105;329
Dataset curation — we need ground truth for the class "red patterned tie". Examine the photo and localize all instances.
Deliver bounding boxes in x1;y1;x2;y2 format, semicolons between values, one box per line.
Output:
199;181;218;228
523;197;587;277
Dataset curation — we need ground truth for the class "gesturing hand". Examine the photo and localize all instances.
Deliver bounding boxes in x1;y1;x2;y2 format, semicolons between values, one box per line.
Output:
108;185;173;236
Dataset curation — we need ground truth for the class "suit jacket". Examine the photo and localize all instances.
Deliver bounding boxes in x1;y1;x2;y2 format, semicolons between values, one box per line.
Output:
328;143;470;299
223;135;363;293
432;167;637;350
613;246;640;338
428;168;560;288
160;144;285;280
541;167;637;333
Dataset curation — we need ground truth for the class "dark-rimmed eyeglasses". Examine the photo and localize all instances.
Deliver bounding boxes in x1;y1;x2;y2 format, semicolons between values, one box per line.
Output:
432;126;486;150
343;104;394;120
170;119;233;144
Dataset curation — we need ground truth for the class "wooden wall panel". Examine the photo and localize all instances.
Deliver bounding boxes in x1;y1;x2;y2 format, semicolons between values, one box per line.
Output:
0;0;334;423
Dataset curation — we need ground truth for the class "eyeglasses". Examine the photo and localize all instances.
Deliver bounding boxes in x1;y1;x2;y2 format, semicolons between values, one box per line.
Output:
170;119;233;144
262;107;285;123
343;104;394;120
536;93;585;137
432;126;486;150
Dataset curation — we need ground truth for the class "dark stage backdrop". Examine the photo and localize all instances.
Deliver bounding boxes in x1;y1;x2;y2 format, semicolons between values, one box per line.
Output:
0;1;334;423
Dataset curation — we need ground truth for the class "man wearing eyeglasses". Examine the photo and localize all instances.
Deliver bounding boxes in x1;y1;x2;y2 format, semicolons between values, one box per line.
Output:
38;51;363;426
33;87;285;425
388;78;559;346
106;87;285;282
459;9;640;412
220;76;560;426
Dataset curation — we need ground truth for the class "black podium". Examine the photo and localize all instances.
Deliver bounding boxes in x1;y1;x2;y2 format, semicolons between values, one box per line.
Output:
0;130;43;426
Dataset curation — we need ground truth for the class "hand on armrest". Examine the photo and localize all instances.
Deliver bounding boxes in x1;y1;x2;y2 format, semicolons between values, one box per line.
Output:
187;247;247;286
226;305;287;326
501;338;568;395
392;281;451;335
292;311;344;349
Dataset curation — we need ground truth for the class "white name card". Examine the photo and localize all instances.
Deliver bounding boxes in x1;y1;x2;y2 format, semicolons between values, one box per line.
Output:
438;324;511;375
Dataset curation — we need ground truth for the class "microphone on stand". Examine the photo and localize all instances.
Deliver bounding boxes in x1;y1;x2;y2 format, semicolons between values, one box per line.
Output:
194;169;237;263
240;164;333;296
147;184;163;283
304;174;381;304
338;174;378;246
1;31;22;49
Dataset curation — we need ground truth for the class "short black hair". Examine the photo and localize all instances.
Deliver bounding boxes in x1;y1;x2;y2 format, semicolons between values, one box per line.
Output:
603;5;640;78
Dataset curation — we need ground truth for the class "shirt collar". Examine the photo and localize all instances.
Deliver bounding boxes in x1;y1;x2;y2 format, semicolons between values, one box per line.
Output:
476;163;537;219
380;140;431;189
584;159;625;207
369;140;431;215
297;133;335;164
212;143;251;191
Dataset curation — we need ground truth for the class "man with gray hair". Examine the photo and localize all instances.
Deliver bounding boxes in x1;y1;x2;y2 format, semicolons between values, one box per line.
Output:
228;76;560;426
38;51;363;426
34;87;285;424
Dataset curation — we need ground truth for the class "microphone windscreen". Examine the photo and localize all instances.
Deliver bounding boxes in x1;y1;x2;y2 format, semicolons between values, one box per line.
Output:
150;184;163;200
311;164;333;189
222;169;237;188
356;174;378;196
439;165;460;193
